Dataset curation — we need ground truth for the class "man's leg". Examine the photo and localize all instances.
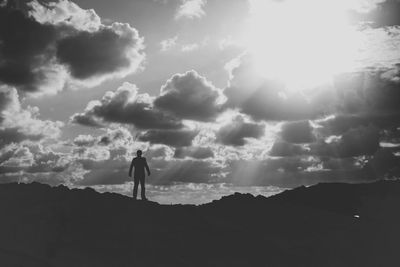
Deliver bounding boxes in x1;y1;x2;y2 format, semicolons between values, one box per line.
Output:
133;177;139;199
140;176;146;200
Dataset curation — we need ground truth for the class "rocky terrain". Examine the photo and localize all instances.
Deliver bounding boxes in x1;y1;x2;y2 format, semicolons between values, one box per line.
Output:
0;180;399;267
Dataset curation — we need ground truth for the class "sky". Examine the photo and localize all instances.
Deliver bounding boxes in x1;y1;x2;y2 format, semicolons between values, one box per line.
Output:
1;0;400;204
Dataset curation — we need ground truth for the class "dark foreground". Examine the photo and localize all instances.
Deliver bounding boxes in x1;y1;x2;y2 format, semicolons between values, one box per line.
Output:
0;181;399;267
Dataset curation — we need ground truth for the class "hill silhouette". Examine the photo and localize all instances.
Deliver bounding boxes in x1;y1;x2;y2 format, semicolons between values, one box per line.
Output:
0;180;399;267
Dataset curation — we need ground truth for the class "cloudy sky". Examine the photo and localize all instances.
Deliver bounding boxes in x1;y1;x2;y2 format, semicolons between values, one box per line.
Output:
1;0;400;204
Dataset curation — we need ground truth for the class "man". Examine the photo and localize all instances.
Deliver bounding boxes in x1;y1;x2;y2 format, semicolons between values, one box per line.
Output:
129;150;151;200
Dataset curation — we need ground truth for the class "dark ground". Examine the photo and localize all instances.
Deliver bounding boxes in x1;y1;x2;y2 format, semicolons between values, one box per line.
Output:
0;180;399;267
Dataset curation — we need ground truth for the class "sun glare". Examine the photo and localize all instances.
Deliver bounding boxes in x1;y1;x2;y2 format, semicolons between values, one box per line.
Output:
243;0;363;91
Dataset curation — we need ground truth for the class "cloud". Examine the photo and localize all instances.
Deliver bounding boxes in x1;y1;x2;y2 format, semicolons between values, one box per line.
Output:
352;0;400;27
70;127;136;162
371;0;400;27
0;5;58;94
0;127;43;148
0;85;19;123
2;127;136;186
0;121;394;190
224;157;317;186
280;120;315;143
56;22;144;81
175;0;206;20
333;70;400;114
311;69;400;140
154;70;225;122
222;155;382;187
73;71;225;131
42;128;219;187
269;141;308;157
0;142;69;176
70;113;103;128
29;0;101;32
365;147;400;178
216;116;265;146
139;129;198;147
321;157;365;171
0;86;63;148
174;146;214;159
310;125;380;158
61;128;218;186
73;127;133;149
160;36;207;52
73;135;96;147
160;36;178;51
146;145;173;159
222;49;400;182
75;157;222;186
150;158;222;184
271;121;380;158
71;82;183;130
224;40;400;122
74;157;129;185
0;125;137;185
224;55;328;121
0;0;144;95
181;43;200;52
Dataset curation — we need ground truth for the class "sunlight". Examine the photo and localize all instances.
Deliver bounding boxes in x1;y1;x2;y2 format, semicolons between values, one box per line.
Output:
242;0;364;91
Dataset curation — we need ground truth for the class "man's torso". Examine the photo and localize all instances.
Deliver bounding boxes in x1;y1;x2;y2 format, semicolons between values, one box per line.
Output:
132;157;146;178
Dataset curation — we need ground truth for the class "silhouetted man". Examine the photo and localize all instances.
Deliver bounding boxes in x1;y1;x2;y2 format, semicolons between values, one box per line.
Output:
129;150;151;200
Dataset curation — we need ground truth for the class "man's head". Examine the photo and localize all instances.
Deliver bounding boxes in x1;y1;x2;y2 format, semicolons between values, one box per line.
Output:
136;150;142;157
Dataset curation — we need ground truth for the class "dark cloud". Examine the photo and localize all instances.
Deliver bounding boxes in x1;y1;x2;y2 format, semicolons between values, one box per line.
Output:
280;120;315;143
71;83;183;130
154;70;224;121
269;141;308;157
318;113;400;137
0;5;56;92
321;157;364;171
318;115;371;136
0;1;144;95
216;116;264;146
56;23;143;80
334;124;380;157
357;0;400;28
0;127;43;148
365;148;400;178
332;70;400;114
310;125;380;158
271;124;381;159
139;129;198;147
382;127;400;144
174;146;214;159
70;113;103;128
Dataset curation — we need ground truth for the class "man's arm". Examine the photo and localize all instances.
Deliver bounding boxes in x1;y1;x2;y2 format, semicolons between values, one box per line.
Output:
129;159;134;177
144;158;150;176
